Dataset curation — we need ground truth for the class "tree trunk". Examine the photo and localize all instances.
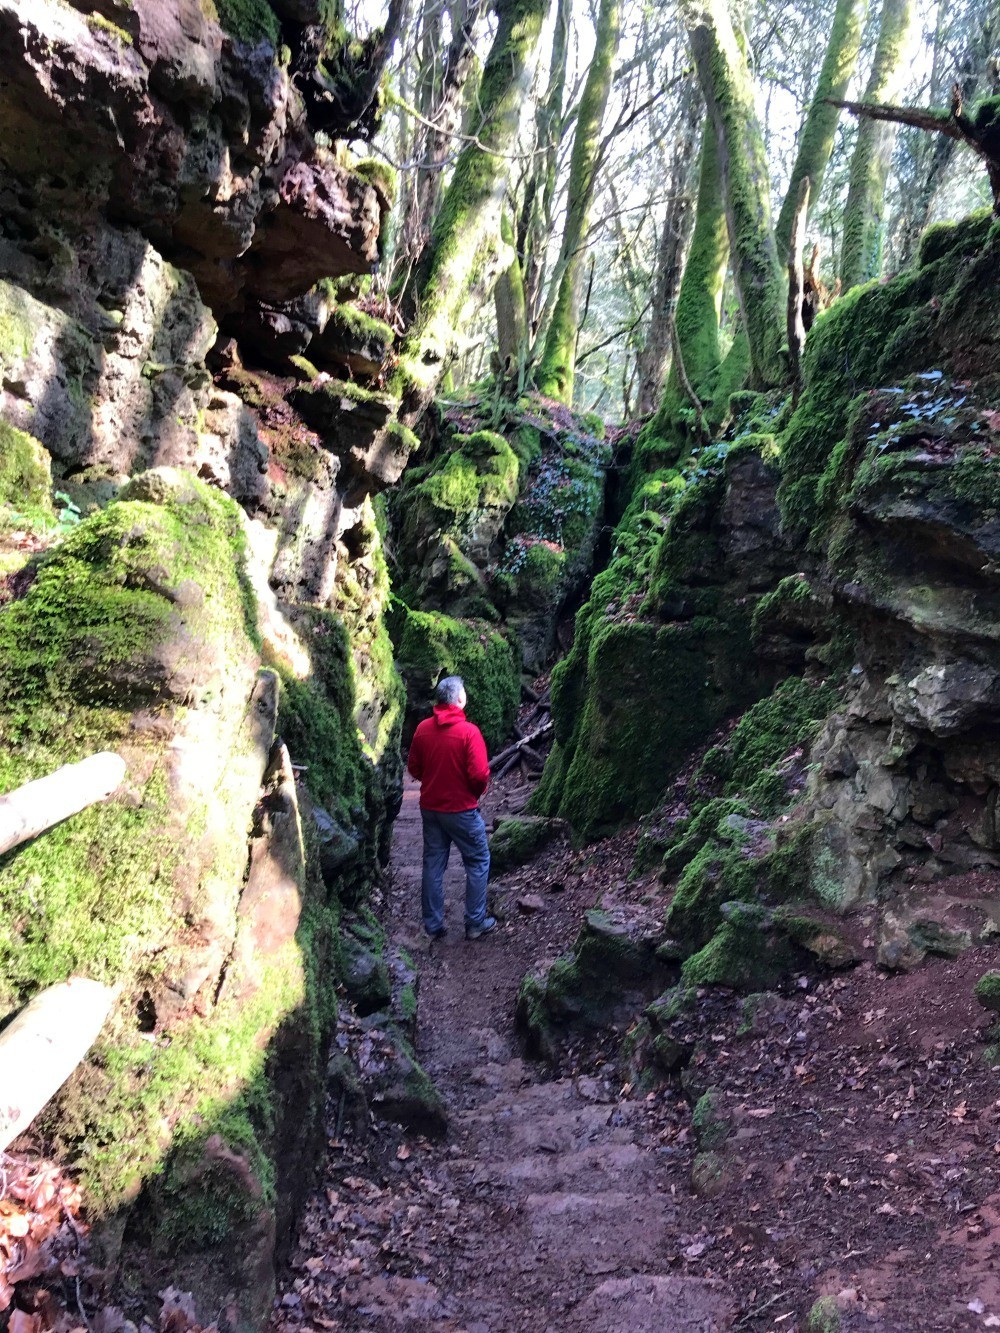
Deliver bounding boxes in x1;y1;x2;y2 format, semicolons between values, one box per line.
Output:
394;1;487;305
494;211;529;383
681;0;787;390
650;116;729;440
520;0;573;329
397;0;551;423
709;0;864;410
839;0;916;290
0;979;116;1152
774;0;866;258
635;87;702;416
787;177;811;405
534;0;623;403
0;752;127;856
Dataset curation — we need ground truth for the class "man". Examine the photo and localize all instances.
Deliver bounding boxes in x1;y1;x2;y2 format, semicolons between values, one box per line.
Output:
407;676;497;941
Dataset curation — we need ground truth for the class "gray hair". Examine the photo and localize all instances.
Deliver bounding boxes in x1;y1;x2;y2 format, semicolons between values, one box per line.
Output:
436;675;466;705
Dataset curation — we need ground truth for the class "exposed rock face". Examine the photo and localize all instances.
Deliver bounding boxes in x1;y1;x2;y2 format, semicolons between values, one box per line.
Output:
531;210;1000;1011
0;2;406;1325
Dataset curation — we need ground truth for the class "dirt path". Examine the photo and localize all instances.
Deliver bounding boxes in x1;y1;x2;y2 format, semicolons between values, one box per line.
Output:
377;779;733;1331
274;780;1000;1333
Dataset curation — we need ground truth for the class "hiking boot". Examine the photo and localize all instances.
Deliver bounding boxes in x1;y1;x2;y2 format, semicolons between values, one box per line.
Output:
425;925;448;940
465;916;498;940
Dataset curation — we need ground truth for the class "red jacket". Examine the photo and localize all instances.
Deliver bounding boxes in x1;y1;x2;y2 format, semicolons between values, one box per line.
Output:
407;705;490;812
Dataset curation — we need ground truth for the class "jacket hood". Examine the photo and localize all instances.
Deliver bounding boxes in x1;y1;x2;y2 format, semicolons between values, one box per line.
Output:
433;703;466;727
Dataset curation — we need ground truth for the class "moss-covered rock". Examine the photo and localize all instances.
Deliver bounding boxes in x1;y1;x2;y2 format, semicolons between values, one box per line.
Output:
392;602;519;751
976;971;1000;1013
516;906;674;1057
0;420;52;512
489;815;565;873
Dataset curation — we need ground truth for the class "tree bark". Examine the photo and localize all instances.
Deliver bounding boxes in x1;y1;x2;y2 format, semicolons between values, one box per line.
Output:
0;979;116;1152
0;752;127;856
397;0;551;424
635;86;702;416
520;0;573;328
650;116;729;439
494;211;529;383
394;1;487;304
534;0;623;403
774;0;866;258
839;0;916;290
681;0;787;390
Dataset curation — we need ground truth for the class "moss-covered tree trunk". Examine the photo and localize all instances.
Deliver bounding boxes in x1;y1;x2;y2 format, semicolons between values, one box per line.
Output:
839;0;915;290
534;0;622;404
520;0;573;327
494;211;529;382
712;0;865;407
395;0;486;304
397;0;550;423
774;0;867;257
649;118;729;438
636;86;702;416
681;0;787;390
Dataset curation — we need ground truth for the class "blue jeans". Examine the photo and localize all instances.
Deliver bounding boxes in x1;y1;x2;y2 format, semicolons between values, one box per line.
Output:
421;807;490;933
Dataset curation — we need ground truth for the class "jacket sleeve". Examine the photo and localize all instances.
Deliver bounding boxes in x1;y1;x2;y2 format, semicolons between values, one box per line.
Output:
466;725;490;797
407;727;424;780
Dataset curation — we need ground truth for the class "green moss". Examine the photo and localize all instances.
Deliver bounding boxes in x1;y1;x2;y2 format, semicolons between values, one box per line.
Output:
975;971;1000;1013
0;280;36;370
806;1296;841;1333
917;207;993;267
680;901;803;991
353;157;398;205
0;420;52;510
393;605;519;751
212;0;279;46
85;12;134;43
279;612;369;824
691;1088;729;1150
324;303;395;355
489;815;559;873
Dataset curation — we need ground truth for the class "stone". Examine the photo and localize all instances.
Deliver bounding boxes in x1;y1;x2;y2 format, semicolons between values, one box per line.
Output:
517;893;547;913
354;1017;447;1137
245;156;382;302
573;1275;735;1331
340;935;392;1017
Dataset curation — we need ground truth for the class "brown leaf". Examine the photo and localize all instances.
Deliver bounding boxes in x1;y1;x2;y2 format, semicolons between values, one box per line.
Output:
10;1309;42;1333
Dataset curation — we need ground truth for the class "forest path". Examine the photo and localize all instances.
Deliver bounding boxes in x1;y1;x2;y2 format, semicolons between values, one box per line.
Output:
365;777;734;1331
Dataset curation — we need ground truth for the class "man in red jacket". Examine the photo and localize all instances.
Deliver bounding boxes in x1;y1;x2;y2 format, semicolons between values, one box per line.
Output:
407;676;496;941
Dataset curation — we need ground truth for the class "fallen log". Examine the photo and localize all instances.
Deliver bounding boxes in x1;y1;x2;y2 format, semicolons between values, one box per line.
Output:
0;752;127;856
489;721;553;772
0;978;116;1152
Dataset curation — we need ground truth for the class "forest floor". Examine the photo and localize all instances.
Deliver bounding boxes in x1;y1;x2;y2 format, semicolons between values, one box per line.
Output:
273;770;1000;1333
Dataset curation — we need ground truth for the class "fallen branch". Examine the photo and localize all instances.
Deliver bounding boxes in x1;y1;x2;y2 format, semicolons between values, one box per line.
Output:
489;721;553;772
828;84;1000;211
0;979;116;1152
0;752;127;856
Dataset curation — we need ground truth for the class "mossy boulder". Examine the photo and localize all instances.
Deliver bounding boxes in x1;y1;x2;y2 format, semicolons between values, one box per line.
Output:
680;901;807;991
975;971;1000;1012
516;906;674;1057
0;420;52;513
392;603;519;751
0;468;360;1324
489;815;565;873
